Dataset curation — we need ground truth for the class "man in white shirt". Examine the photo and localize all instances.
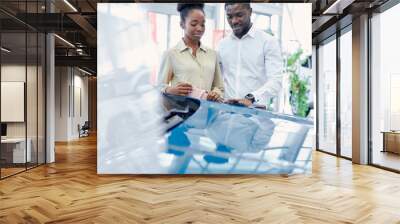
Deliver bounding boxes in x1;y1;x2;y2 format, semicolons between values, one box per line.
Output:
218;3;283;108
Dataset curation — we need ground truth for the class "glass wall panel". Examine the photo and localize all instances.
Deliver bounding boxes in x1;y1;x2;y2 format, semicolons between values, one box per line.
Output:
317;37;337;154
340;29;352;158
1;30;28;177
371;3;400;171
26;0;39;169
0;1;46;179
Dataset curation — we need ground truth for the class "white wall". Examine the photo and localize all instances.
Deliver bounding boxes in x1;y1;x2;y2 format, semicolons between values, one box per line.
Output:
1;63;46;164
70;72;89;138
55;67;89;141
55;66;68;141
1;65;26;134
1;65;37;138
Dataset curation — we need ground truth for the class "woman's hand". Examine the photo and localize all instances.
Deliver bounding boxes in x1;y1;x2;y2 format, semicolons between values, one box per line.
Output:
207;91;223;102
225;98;252;107
165;83;192;96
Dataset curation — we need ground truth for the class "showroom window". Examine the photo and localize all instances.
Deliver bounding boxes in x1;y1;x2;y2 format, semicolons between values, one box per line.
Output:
316;24;352;159
339;27;352;159
317;36;337;155
370;2;400;171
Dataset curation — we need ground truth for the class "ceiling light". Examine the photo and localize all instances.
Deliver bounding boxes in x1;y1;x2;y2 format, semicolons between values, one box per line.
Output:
63;0;78;12
76;48;85;55
78;67;92;76
54;34;75;48
1;47;11;53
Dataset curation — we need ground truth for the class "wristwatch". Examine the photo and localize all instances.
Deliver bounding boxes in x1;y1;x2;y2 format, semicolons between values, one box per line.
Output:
245;93;255;104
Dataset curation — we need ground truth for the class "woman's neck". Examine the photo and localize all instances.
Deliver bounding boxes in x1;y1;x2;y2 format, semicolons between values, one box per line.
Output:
183;36;199;50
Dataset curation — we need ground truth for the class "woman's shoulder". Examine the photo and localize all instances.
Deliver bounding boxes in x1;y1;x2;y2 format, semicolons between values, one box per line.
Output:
202;45;217;56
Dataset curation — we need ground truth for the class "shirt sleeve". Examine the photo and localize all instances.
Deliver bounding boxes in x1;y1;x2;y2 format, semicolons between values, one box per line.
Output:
251;37;283;103
211;55;224;97
158;51;174;92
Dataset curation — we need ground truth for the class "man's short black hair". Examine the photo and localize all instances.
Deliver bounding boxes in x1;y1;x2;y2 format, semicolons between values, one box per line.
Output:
224;3;251;10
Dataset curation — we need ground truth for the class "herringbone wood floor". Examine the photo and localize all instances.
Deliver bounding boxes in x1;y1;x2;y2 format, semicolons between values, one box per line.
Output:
1;135;400;224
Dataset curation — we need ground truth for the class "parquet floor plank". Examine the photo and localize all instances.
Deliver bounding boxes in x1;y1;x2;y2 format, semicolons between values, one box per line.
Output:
1;135;400;223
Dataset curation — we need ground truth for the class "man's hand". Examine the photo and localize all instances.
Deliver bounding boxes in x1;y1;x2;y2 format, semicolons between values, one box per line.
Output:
207;91;223;102
225;98;253;107
165;83;192;96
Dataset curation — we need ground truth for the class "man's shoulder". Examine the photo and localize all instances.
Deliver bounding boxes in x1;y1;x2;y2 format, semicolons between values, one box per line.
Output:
219;36;230;43
253;28;276;42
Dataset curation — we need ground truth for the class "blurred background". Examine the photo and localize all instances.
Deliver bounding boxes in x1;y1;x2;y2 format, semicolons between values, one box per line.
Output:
139;3;313;118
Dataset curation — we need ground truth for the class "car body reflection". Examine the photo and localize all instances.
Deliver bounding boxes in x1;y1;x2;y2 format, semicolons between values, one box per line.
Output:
162;94;313;174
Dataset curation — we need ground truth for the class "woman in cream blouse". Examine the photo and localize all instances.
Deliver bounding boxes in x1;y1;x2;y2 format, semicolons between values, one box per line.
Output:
158;3;224;101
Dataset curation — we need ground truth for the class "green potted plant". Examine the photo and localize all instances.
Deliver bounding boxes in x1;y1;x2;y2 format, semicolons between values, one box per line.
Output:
286;49;311;117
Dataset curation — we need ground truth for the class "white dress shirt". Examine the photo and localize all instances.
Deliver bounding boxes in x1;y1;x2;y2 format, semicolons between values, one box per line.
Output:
217;26;283;106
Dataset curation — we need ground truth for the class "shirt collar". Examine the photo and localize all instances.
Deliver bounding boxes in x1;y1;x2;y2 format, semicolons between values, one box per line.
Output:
199;43;207;52
246;24;256;38
231;24;256;40
176;39;207;53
